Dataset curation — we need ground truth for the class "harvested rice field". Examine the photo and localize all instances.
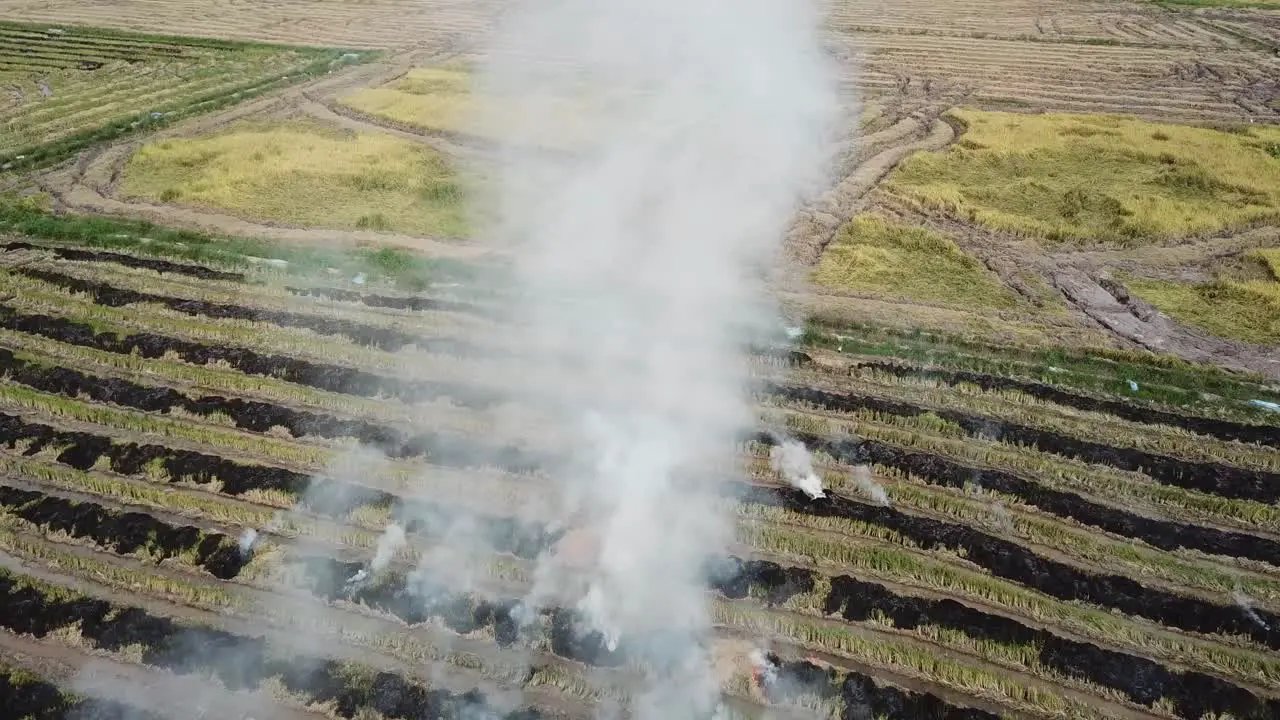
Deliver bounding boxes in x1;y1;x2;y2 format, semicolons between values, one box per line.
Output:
0;0;1277;717
0;21;369;171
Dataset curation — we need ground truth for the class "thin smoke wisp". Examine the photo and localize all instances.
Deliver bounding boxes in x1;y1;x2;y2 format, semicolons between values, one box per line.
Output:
851;464;890;507
471;0;841;712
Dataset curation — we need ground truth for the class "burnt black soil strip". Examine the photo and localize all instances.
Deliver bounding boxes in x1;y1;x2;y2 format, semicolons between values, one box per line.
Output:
0;412;555;562
12;266;485;357
304;547;1274;720
296;556;986;719
0;241;244;282
0;304;506;409
759;655;998;720
0;569;540;720
287;285;487;317
755;428;1280;569
0;664;167;720
715;558;1278;720
764;382;1280;505
9;342;1276;638
0;485;246;579
733;474;1280;652
834;357;1280;449
0;347;553;469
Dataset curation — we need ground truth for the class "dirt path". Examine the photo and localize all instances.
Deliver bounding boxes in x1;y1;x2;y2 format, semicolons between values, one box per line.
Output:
1052;267;1280;382
786;112;958;266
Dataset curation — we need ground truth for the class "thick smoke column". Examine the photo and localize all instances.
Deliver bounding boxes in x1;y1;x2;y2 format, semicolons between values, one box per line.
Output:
473;0;839;714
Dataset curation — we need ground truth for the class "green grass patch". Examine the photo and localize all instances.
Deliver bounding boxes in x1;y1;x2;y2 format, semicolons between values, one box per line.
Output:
814;213;1022;310
886;109;1280;245
120;119;469;237
0;196;481;289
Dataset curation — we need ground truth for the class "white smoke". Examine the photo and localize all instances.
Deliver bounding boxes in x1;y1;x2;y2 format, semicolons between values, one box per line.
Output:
237;528;259;557
1234;590;1271;631
371;522;406;573
769;439;826;500
851;465;889;507
471;0;841;711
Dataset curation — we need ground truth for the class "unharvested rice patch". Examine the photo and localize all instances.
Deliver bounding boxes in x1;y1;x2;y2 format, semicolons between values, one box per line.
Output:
120;120;469;237
1125;259;1280;345
886;109;1280;245
814;214;1024;312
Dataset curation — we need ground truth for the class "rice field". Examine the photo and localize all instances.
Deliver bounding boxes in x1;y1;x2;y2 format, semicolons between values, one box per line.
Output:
0;21;367;170
0;0;1279;716
0;202;1275;719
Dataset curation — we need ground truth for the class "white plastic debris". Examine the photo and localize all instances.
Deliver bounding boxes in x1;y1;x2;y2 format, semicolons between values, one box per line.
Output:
1047;366;1065;374
266;258;289;268
1127;380;1139;393
1249;400;1280;413
352;272;367;285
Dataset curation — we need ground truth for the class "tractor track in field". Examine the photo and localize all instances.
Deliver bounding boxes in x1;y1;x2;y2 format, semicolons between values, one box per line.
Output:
1051;267;1280;383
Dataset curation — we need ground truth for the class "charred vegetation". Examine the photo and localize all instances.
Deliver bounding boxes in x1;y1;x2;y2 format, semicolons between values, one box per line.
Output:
0;485;246;579
0;241;245;282
295;555;627;667
0;304;505;408
0;411;554;559
733;476;1280;651
712;556;1278;719
0;664;166;720
0;569;537;720
765;382;1280;504
843;358;1280;449
14;267;484;356
756;651;999;720
287;285;485;317
751;430;1280;567
0;347;551;469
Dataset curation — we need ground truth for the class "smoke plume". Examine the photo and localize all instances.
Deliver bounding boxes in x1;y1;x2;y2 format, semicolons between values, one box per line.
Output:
769;438;826;500
471;0;840;712
371;522;406;573
1234;590;1271;631
851;465;889;507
